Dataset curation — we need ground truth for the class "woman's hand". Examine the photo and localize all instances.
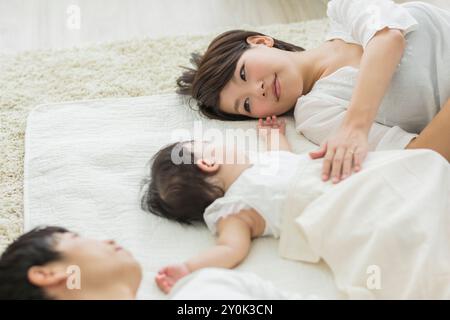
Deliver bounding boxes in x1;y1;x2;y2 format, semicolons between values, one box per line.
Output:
307;28;406;183
309;123;369;183
155;263;191;294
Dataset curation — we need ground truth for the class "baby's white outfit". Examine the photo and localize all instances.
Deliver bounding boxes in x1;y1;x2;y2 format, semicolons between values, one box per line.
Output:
203;151;320;238
203;148;450;299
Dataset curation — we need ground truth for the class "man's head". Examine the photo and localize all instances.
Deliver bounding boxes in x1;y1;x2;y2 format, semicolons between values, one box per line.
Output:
0;226;142;300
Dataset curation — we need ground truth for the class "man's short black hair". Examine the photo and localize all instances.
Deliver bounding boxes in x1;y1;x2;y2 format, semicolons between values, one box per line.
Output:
0;226;69;300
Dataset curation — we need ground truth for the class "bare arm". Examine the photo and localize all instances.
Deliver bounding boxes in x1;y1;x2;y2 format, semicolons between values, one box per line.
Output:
311;28;407;183
186;209;264;271
406;99;450;162
155;209;265;293
345;28;406;131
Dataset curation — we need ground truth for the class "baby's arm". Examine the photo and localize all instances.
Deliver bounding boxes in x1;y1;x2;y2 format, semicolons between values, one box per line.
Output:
258;116;291;152
155;209;265;294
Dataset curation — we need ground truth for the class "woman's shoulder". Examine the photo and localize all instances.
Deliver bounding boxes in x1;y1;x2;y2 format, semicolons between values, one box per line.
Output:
295;66;357;108
326;0;419;48
327;0;413;20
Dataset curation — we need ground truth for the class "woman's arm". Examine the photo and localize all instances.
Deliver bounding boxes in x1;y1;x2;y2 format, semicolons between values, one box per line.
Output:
346;28;406;132
311;28;406;183
406;99;450;162
155;209;265;294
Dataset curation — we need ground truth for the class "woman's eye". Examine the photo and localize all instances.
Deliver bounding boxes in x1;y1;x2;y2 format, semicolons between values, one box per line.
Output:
240;64;246;81
244;98;251;113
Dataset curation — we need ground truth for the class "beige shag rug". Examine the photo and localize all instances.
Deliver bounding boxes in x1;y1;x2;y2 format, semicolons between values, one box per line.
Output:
0;19;329;252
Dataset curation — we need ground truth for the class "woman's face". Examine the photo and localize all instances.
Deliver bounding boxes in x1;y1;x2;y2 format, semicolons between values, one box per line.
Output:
219;37;303;119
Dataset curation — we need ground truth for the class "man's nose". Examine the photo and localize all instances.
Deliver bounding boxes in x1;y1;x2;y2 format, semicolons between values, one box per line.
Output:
104;239;116;245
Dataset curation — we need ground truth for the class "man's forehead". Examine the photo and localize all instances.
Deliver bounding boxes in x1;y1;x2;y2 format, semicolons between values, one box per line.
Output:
53;231;77;243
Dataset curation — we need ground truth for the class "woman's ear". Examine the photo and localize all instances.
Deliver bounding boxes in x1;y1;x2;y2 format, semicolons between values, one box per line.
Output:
28;265;68;288
246;35;274;47
196;158;220;173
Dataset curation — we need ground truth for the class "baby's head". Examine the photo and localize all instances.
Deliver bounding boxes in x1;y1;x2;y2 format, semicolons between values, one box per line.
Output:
141;141;225;224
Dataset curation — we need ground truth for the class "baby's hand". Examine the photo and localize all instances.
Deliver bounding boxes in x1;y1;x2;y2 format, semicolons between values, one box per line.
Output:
257;115;286;136
155;263;191;294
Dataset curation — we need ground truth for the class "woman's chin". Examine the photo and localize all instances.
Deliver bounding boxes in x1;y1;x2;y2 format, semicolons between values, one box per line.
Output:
274;104;294;116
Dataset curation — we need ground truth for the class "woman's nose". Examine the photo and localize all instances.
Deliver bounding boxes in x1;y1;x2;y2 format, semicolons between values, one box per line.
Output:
258;80;266;97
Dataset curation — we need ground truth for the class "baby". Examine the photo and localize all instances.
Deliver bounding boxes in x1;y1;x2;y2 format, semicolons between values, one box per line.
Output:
142;116;311;293
142;116;450;298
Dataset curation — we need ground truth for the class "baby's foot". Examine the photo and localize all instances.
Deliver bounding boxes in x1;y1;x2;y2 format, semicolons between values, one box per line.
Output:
154;263;191;294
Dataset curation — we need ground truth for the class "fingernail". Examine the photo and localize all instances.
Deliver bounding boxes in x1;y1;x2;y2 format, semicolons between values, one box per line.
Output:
332;177;338;183
322;175;328;180
342;174;347;179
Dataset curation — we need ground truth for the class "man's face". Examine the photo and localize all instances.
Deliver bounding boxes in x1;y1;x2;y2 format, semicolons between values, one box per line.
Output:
54;232;142;289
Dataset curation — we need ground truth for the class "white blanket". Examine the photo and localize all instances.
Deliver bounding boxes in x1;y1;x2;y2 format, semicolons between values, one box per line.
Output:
24;94;340;299
279;149;450;299
170;268;310;300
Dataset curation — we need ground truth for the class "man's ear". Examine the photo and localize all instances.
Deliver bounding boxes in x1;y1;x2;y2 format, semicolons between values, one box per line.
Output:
196;158;220;173
246;35;274;47
28;265;68;288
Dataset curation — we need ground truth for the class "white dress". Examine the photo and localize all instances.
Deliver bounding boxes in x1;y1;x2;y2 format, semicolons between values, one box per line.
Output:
279;149;450;299
170;268;303;300
203;151;316;238
295;0;450;151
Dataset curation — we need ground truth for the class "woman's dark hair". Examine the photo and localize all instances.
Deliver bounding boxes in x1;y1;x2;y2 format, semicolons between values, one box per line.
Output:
141;141;224;225
0;226;69;300
177;29;304;121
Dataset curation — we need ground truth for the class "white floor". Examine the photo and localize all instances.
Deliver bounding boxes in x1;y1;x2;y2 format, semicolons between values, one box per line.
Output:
0;0;449;54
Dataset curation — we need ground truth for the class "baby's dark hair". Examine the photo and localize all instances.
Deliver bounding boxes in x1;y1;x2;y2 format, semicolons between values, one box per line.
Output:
141;141;224;224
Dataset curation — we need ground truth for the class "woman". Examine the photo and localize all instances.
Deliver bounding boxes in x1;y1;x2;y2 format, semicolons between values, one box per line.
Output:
177;0;450;183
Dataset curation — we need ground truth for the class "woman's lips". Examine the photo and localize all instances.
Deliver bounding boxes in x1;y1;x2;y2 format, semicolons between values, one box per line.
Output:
273;74;281;101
